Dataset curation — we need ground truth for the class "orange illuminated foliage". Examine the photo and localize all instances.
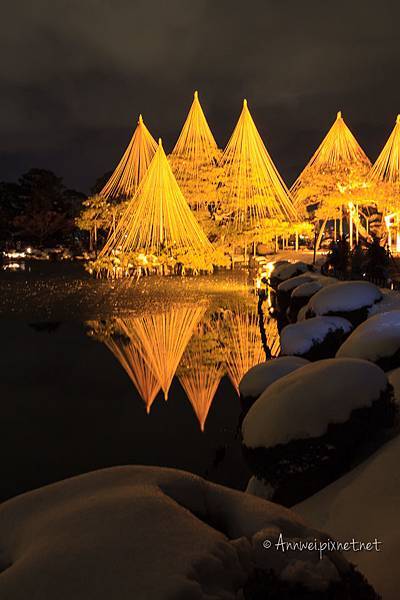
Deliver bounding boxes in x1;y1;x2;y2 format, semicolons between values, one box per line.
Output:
369;115;400;214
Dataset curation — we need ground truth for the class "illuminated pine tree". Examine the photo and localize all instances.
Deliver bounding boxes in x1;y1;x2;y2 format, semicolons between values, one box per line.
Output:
218;99;298;237
169;91;222;212
291;111;371;244
100;114;158;201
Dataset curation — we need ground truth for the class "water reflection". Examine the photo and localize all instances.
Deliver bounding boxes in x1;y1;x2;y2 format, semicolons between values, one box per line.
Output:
87;298;280;431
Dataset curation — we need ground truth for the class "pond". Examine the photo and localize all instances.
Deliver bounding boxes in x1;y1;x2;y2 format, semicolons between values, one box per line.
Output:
0;262;280;503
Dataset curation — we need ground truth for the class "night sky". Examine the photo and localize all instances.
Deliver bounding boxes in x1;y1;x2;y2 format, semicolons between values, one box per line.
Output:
3;0;400;192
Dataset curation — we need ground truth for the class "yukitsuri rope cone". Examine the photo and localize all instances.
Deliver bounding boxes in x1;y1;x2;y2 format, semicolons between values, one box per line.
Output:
369;115;400;213
291;111;371;243
131;305;206;401
178;322;224;431
221;304;266;395
100;114;158;200
169;91;222;210
218;99;298;230
99;139;214;264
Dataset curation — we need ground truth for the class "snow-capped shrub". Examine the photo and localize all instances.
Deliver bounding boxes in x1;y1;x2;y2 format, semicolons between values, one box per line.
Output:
276;274;316;313
306;281;382;327
280;317;353;361
337;310;400;371
287;280;324;322
239;357;309;411
270;261;313;289
0;465;379;599
242;358;395;506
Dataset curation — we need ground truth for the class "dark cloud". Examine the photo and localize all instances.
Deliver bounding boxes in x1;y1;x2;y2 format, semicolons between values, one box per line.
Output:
2;0;400;190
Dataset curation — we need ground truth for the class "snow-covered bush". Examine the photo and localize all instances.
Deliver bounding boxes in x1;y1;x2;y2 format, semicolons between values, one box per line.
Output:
306;281;382;327
270;261;313;289
242;358;395;506
276;274;316;313
287;280;323;322
0;465;378;599
239;357;309;411
337;310;400;371
280;317;353;361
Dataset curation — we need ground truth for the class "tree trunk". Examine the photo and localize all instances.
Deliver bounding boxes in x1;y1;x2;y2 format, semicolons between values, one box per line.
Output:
316;217;328;251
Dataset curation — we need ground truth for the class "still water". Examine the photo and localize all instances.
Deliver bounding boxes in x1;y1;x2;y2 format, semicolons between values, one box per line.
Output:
0;262;279;503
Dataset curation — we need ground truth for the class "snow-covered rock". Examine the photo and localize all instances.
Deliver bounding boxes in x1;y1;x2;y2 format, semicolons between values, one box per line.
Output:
242;359;388;450
296;304;309;321
337;310;400;371
296;434;400;600
0;465;376;599
367;289;400;317
306;281;383;326
277;274;316;293
291;280;323;298
270;261;312;287
389;367;400;403
241;359;395;506
280;316;352;360
239;357;309;410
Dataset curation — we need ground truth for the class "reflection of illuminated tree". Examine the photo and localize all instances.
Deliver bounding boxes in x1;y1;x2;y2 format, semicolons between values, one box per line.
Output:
178;321;225;431
131;305;206;400
218;304;266;394
88;319;160;413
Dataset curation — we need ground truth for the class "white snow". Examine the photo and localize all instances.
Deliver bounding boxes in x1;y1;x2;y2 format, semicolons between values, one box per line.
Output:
389;367;400;403
337;310;400;364
0;465;350;598
246;475;274;500
291;280;323;298
242;358;388;449
277;274;316;293
272;261;311;282
239;357;309;399
308;281;382;315
297;304;309;321
296;434;400;600
280;316;352;356
368;289;400;317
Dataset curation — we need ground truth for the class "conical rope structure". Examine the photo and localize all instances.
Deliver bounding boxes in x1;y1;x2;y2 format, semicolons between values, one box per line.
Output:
178;321;224;432
218;99;298;230
131;304;206;400
220;304;265;394
100;115;158;200
291;111;371;212
169;91;222;210
369;115;400;213
99;139;214;259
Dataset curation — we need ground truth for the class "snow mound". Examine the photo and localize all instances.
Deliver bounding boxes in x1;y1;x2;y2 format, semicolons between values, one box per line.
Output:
239;357;309;400
291;280;323;298
242;358;388;449
277;274;316;293
272;261;311;283
297;304;309;321
296;434;400;600
0;465;355;599
389;368;400;403
368;289;400;317
281;317;352;356
337;311;400;370
308;281;382;316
